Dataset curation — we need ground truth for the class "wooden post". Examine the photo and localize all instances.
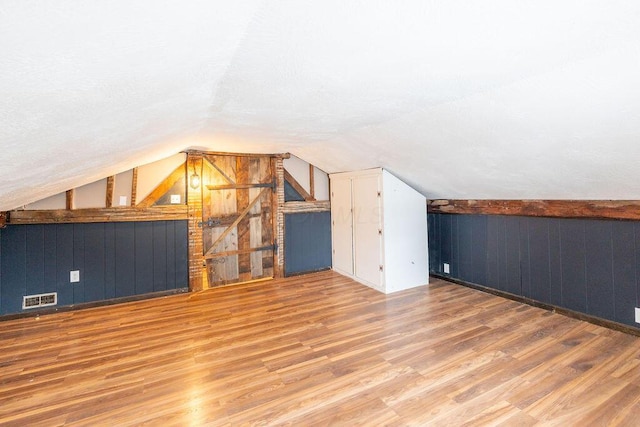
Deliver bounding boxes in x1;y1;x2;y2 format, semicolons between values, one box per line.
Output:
235;156;252;283
66;189;74;210
187;154;204;292
309;164;315;200
130;167;138;206
105;176;115;208
0;212;7;228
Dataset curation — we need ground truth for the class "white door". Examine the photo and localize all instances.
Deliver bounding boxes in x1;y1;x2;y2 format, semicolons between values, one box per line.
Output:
330;177;354;275
352;174;383;288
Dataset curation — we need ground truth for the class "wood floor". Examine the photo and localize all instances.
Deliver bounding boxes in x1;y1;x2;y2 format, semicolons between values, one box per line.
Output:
1;271;640;426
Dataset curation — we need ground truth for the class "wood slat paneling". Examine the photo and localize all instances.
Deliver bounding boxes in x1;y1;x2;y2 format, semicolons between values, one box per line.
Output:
429;212;640;328
0;221;188;315
0;271;639;425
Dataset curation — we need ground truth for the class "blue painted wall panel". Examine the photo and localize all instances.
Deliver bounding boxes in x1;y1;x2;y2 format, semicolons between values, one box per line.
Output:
428;213;640;328
0;220;188;316
585;221;614;320
612;222;637;325
26;225;45;296
284;212;331;276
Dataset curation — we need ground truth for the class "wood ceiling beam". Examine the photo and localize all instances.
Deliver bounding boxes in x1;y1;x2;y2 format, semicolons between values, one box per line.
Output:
428;199;640;221
7;206;188;224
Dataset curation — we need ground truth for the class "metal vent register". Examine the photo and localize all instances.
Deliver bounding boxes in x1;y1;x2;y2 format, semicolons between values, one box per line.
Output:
22;292;58;309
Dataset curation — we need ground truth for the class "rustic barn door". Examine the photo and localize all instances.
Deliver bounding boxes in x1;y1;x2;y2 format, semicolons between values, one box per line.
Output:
201;154;275;286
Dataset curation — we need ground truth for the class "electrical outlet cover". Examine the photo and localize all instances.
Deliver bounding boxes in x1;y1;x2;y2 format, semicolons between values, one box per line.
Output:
70;270;80;283
635;307;640;324
119;195;128;206
170;194;181;204
443;263;450;274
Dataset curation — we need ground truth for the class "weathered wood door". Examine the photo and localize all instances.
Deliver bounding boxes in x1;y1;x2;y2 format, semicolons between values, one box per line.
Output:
201;154;275;286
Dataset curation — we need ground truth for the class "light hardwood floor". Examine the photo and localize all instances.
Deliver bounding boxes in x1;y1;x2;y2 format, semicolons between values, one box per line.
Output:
1;271;640;426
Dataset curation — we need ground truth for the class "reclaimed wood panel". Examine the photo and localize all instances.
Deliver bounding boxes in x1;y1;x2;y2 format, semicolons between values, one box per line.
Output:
203;154;275;287
0;271;639;425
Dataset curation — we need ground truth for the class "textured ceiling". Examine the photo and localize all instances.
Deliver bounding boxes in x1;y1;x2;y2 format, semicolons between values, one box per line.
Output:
2;1;640;211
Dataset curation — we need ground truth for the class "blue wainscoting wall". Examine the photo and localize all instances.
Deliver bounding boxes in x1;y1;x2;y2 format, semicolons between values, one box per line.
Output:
428;213;640;328
284;212;332;276
0;221;188;315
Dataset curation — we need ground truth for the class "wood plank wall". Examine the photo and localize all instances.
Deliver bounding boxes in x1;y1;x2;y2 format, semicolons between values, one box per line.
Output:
0;221;188;315
428;213;640;328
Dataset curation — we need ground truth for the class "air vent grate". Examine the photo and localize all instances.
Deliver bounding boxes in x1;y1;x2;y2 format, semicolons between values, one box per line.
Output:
22;292;58;309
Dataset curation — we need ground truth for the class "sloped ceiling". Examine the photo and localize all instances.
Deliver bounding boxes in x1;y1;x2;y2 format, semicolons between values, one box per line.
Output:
2;1;640;211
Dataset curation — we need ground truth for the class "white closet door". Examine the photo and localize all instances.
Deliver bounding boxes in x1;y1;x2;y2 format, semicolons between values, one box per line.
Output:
352;174;383;288
330;177;354;275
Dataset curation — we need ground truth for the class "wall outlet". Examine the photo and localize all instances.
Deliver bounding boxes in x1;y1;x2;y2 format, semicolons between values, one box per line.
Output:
70;270;80;283
443;263;450;274
170;194;181;204
635;307;640;324
119;195;128;206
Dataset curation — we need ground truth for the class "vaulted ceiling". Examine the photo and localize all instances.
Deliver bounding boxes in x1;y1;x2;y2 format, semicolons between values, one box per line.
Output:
2;1;640;211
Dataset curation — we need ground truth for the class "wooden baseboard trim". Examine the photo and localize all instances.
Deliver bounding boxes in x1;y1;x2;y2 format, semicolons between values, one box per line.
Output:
0;288;189;322
430;273;640;337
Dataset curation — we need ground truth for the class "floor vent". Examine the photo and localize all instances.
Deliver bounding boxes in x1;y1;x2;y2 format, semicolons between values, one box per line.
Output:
22;292;58;309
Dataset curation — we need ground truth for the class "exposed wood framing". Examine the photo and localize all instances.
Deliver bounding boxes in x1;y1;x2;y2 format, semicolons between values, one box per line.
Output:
309;164;315;199
8;206;188;224
206;183;274;191
283;169;315;201
205;188;270;257
130;167;138;206
0;212;7;228
206;158;235;185
105;176;115;207
282;201;330;214
185;149;290;159
186;154;204;292
204;245;274;260
66;189;74;210
137;164;186;208
428;199;640;221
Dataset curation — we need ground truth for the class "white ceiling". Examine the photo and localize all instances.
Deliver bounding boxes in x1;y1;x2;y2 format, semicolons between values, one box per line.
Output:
2;0;640;211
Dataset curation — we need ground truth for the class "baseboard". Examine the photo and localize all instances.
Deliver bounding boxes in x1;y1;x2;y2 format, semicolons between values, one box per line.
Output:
0;288;189;322
430;273;640;337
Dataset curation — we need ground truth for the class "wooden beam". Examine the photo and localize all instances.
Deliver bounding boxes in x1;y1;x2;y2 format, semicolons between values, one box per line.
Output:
8;206;188;224
282;201;330;214
185;149;290;159
137;163;186;208
0;212;7;228
204;245;274;260
130;167;138;206
206;183;274;191
283;169;315;201
105;176;115;208
428;199;640;221
66;189;74;210
309;164;315;200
